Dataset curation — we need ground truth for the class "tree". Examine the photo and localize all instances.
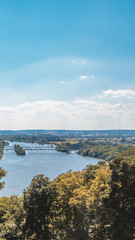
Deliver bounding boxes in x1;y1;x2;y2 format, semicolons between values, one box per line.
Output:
23;174;55;240
0;140;8;190
0;167;6;190
69;163;111;239
53;171;88;240
94;150;135;240
0;196;24;240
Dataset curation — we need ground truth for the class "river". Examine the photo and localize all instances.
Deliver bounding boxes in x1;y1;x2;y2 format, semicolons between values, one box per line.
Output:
0;141;99;197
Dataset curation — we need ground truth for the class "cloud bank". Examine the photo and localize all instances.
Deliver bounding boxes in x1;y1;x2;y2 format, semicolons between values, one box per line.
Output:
98;89;135;99
0;89;135;130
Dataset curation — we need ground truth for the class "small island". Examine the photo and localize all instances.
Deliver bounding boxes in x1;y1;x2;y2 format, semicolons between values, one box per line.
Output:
14;144;26;155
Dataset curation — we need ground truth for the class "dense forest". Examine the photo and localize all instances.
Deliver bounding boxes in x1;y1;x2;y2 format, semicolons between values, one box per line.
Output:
0;145;134;239
0;134;65;145
56;140;133;161
77;143;132;161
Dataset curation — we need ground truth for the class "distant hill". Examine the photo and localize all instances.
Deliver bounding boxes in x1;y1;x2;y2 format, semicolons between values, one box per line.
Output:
0;129;135;138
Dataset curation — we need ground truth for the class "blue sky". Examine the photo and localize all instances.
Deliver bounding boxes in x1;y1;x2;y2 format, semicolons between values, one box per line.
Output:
0;0;135;130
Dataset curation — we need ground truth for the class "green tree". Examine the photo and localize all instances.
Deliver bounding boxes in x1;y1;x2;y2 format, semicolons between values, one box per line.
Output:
0;167;6;190
23;174;55;240
53;171;88;240
94;150;135;240
0;196;24;240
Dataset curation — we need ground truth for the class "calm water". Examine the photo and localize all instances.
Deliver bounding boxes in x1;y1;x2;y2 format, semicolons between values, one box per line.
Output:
0;141;99;196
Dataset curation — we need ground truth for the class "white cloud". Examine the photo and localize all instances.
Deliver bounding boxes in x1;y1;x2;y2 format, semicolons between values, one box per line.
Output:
0;94;135;130
99;89;135;99
79;75;95;80
71;58;86;65
60;81;66;85
79;75;88;79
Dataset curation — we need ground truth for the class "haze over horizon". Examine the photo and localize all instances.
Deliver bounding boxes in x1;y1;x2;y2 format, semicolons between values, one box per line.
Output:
0;0;135;130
